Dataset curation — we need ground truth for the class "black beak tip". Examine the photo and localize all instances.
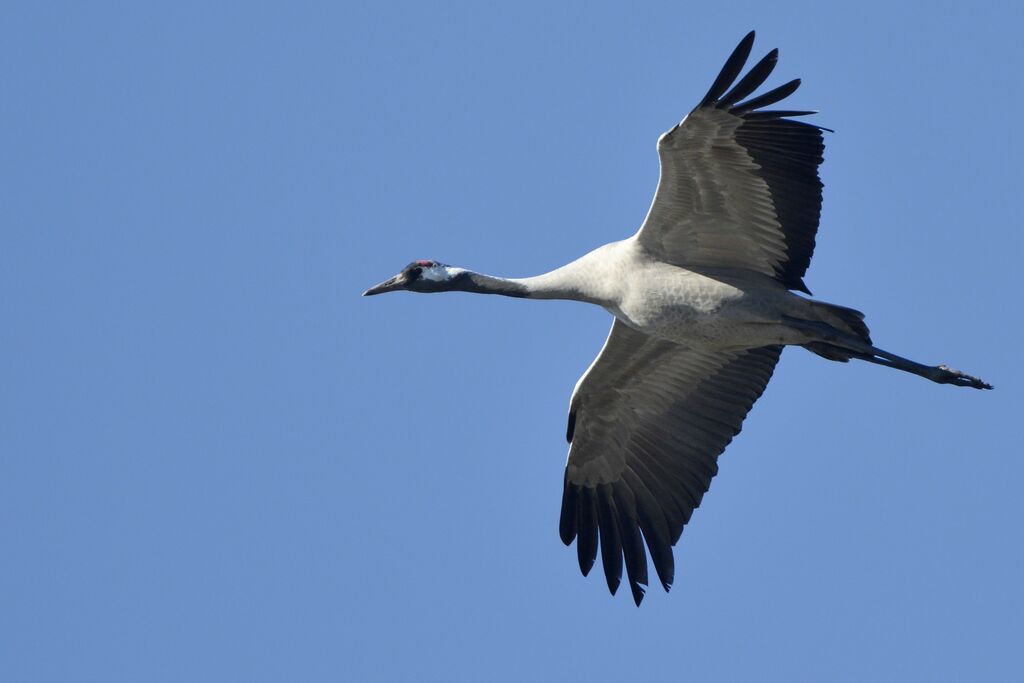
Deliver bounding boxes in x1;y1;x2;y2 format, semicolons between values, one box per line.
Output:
363;276;404;297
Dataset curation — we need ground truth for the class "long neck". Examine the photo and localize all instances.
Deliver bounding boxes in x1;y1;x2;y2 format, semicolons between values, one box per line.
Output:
452;260;606;303
451;271;533;298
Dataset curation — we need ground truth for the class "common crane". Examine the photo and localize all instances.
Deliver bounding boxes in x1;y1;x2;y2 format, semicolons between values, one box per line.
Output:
363;32;992;605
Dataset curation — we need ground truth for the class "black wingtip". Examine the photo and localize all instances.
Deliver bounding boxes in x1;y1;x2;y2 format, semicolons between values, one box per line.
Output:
575;489;598;576
733;78;801;115
630;581;647;607
718;48;778;108
743;109;818;120
698;31;756;107
558;475;578;546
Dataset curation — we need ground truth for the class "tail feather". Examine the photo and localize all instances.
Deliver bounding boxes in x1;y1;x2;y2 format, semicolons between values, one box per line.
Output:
804;341;854;362
800;300;871;362
812;301;871;344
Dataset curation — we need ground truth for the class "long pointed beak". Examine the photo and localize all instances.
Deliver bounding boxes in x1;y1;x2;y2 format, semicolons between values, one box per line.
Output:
362;274;405;296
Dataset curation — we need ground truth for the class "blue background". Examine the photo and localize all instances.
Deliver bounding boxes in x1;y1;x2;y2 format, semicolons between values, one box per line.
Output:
3;2;1021;681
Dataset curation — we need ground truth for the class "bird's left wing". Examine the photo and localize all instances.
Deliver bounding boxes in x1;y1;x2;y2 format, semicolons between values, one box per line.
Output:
635;31;826;293
560;320;781;605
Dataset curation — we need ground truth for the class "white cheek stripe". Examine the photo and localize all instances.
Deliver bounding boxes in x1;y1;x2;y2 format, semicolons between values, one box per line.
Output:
422;265;466;282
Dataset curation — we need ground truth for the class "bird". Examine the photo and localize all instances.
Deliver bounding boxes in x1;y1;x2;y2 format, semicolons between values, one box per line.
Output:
363;31;992;606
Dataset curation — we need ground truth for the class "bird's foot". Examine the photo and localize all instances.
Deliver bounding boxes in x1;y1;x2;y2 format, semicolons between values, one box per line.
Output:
934;365;993;390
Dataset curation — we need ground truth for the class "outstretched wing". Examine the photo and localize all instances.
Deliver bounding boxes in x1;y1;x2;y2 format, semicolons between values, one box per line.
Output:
636;31;826;294
560;320;781;605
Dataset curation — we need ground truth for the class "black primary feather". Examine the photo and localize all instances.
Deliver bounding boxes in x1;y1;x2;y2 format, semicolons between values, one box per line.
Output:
575;489;599;576
718;48;778;108
698;30;755;107
732;78;802;115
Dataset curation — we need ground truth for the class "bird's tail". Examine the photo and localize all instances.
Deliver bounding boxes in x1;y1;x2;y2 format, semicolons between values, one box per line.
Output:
802;300;871;362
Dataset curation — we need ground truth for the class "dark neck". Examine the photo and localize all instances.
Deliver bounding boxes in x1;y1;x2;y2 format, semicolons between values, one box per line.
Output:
451;271;531;298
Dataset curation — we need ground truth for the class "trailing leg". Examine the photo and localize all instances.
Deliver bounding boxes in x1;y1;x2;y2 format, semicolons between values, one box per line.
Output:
841;347;992;389
785;314;992;390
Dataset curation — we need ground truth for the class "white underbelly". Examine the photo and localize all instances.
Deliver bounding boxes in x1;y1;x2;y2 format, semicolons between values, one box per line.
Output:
612;305;776;348
608;269;803;349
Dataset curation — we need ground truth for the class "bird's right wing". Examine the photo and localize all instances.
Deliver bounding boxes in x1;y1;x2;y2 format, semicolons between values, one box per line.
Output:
560;320;781;605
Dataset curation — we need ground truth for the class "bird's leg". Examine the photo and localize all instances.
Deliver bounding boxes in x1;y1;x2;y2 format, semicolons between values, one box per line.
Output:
815;337;991;387
852;348;993;390
786;316;992;390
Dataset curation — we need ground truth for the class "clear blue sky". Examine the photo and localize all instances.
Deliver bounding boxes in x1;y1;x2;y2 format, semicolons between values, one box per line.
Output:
3;2;1022;681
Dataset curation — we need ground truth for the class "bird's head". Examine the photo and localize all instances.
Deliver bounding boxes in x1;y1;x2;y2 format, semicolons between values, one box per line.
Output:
362;260;465;296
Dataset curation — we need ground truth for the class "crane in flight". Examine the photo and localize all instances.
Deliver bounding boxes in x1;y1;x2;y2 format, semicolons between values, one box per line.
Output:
364;31;991;605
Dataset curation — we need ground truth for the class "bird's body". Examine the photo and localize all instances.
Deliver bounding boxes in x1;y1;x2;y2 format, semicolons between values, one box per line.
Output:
508;239;811;350
608;261;798;349
364;32;991;605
